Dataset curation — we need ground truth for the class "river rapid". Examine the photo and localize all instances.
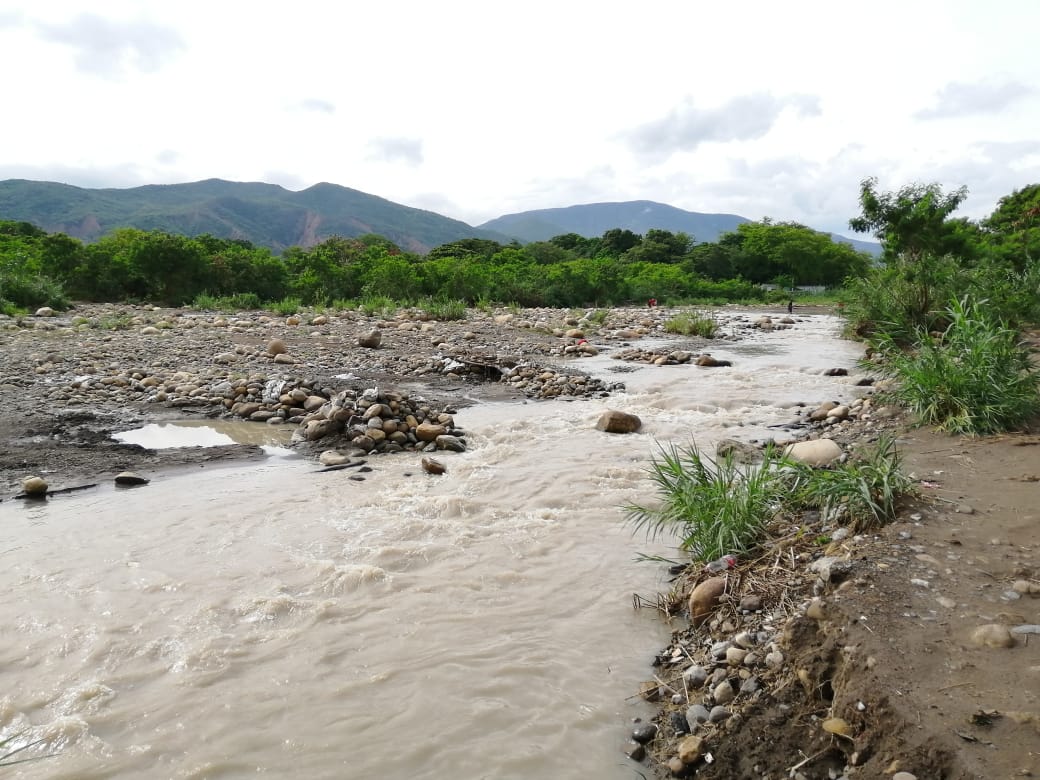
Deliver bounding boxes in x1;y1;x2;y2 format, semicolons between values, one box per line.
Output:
0;312;863;779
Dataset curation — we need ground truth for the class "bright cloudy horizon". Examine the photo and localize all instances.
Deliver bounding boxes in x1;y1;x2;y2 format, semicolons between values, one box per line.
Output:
2;1;1038;237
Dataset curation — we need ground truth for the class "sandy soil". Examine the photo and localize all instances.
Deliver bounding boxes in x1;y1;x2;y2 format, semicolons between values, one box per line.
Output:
2;303;1037;779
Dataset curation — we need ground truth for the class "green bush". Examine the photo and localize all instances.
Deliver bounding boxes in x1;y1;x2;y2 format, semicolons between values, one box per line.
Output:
788;436;914;531
841;254;971;343
359;295;397;317
270;296;302;316
664;311;717;337
872;296;1040;434
625;444;788;562
420;297;467;321
0;271;68;311
191;292;218;310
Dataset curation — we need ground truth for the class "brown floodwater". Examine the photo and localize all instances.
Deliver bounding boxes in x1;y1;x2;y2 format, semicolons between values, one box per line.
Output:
0;314;863;779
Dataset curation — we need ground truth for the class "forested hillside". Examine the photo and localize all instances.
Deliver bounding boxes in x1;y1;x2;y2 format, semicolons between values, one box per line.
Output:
0;179;503;253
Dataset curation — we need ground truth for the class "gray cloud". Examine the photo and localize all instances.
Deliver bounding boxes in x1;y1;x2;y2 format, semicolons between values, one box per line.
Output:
915;80;1035;119
625;93;821;161
0;161;155;189
34;13;185;78
366;137;424;166
154;149;180;165
295;98;336;115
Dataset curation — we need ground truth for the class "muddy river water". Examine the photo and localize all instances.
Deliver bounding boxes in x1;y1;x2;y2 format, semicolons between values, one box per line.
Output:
0;314;863;779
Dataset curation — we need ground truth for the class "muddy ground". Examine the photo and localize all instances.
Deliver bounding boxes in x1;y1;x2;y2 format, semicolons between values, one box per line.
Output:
1;303;1037;779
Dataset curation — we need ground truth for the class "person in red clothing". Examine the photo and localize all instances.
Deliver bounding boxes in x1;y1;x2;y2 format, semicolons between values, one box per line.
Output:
647;297;657;308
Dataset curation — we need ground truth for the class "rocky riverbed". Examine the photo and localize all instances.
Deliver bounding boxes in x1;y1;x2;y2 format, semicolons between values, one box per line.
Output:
0;301;804;496
3;302;1036;780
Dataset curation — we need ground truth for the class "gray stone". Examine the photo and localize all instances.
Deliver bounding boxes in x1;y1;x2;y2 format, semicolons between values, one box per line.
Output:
357;330;382;348
716;438;760;463
114;471;149;486
686;704;710;727
435;434;467;452
708;705;731;723
682;665;708;688
631;723;657;744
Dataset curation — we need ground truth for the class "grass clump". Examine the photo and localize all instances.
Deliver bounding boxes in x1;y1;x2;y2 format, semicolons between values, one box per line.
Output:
871;296;1040;435
359;295;397;317
93;313;135;330
624;443;788;562
191;292;261;311
270;296;302;316
626;436;916;561
664;311;717;338
788;436;914;531
420;297;468;321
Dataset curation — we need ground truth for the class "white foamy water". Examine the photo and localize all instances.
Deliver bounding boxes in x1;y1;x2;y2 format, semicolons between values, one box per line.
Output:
0;313;863;779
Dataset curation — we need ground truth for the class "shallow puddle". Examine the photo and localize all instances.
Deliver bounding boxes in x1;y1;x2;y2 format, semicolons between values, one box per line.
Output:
113;419;294;450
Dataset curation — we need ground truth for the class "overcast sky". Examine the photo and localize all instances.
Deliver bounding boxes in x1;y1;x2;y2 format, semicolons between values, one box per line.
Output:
2;1;1038;236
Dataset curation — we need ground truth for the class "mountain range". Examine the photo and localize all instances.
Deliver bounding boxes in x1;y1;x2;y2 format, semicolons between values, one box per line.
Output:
0;178;880;255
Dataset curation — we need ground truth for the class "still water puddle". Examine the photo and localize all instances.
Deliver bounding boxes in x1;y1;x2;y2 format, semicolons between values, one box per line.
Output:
114;419;294;454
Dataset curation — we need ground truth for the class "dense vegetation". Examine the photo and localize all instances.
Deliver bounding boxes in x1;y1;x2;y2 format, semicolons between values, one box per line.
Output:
628;178;1040;563
0;217;872;314
841;178;1040;435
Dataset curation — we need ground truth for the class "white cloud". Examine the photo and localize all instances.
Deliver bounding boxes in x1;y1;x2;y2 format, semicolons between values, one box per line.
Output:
33;12;185;78
0;0;1038;231
915;80;1035;119
626;94;822;162
366;137;424;166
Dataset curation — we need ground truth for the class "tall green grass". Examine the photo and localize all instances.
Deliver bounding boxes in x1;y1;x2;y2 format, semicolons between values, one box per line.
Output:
625;444;787;562
626;437;916;560
270;296;302;316
420;297;467;321
788;436;914;531
191;292;262;311
664;311;717;338
359;295;397;317
871;296;1040;435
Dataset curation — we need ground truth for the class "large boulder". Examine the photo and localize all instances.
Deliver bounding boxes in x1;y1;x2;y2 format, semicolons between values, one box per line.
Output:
784;438;842;467
595;410;642;434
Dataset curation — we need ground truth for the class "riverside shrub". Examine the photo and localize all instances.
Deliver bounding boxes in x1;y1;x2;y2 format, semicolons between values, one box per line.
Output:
872;296;1040;435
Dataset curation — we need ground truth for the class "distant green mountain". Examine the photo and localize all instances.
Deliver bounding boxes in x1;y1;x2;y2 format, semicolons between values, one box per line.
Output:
0;178;506;253
480;200;881;255
0;179;882;256
479;200;748;243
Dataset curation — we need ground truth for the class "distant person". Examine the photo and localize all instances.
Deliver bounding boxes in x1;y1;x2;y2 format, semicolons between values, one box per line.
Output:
647;298;657;308
787;299;794;314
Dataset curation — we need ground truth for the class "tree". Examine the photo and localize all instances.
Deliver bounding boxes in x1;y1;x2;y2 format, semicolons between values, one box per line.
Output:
982;184;1040;270
849;177;969;262
598;228;642;256
624;229;694;264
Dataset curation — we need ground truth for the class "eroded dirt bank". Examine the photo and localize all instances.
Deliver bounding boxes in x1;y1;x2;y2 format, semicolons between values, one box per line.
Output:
633;425;1040;780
